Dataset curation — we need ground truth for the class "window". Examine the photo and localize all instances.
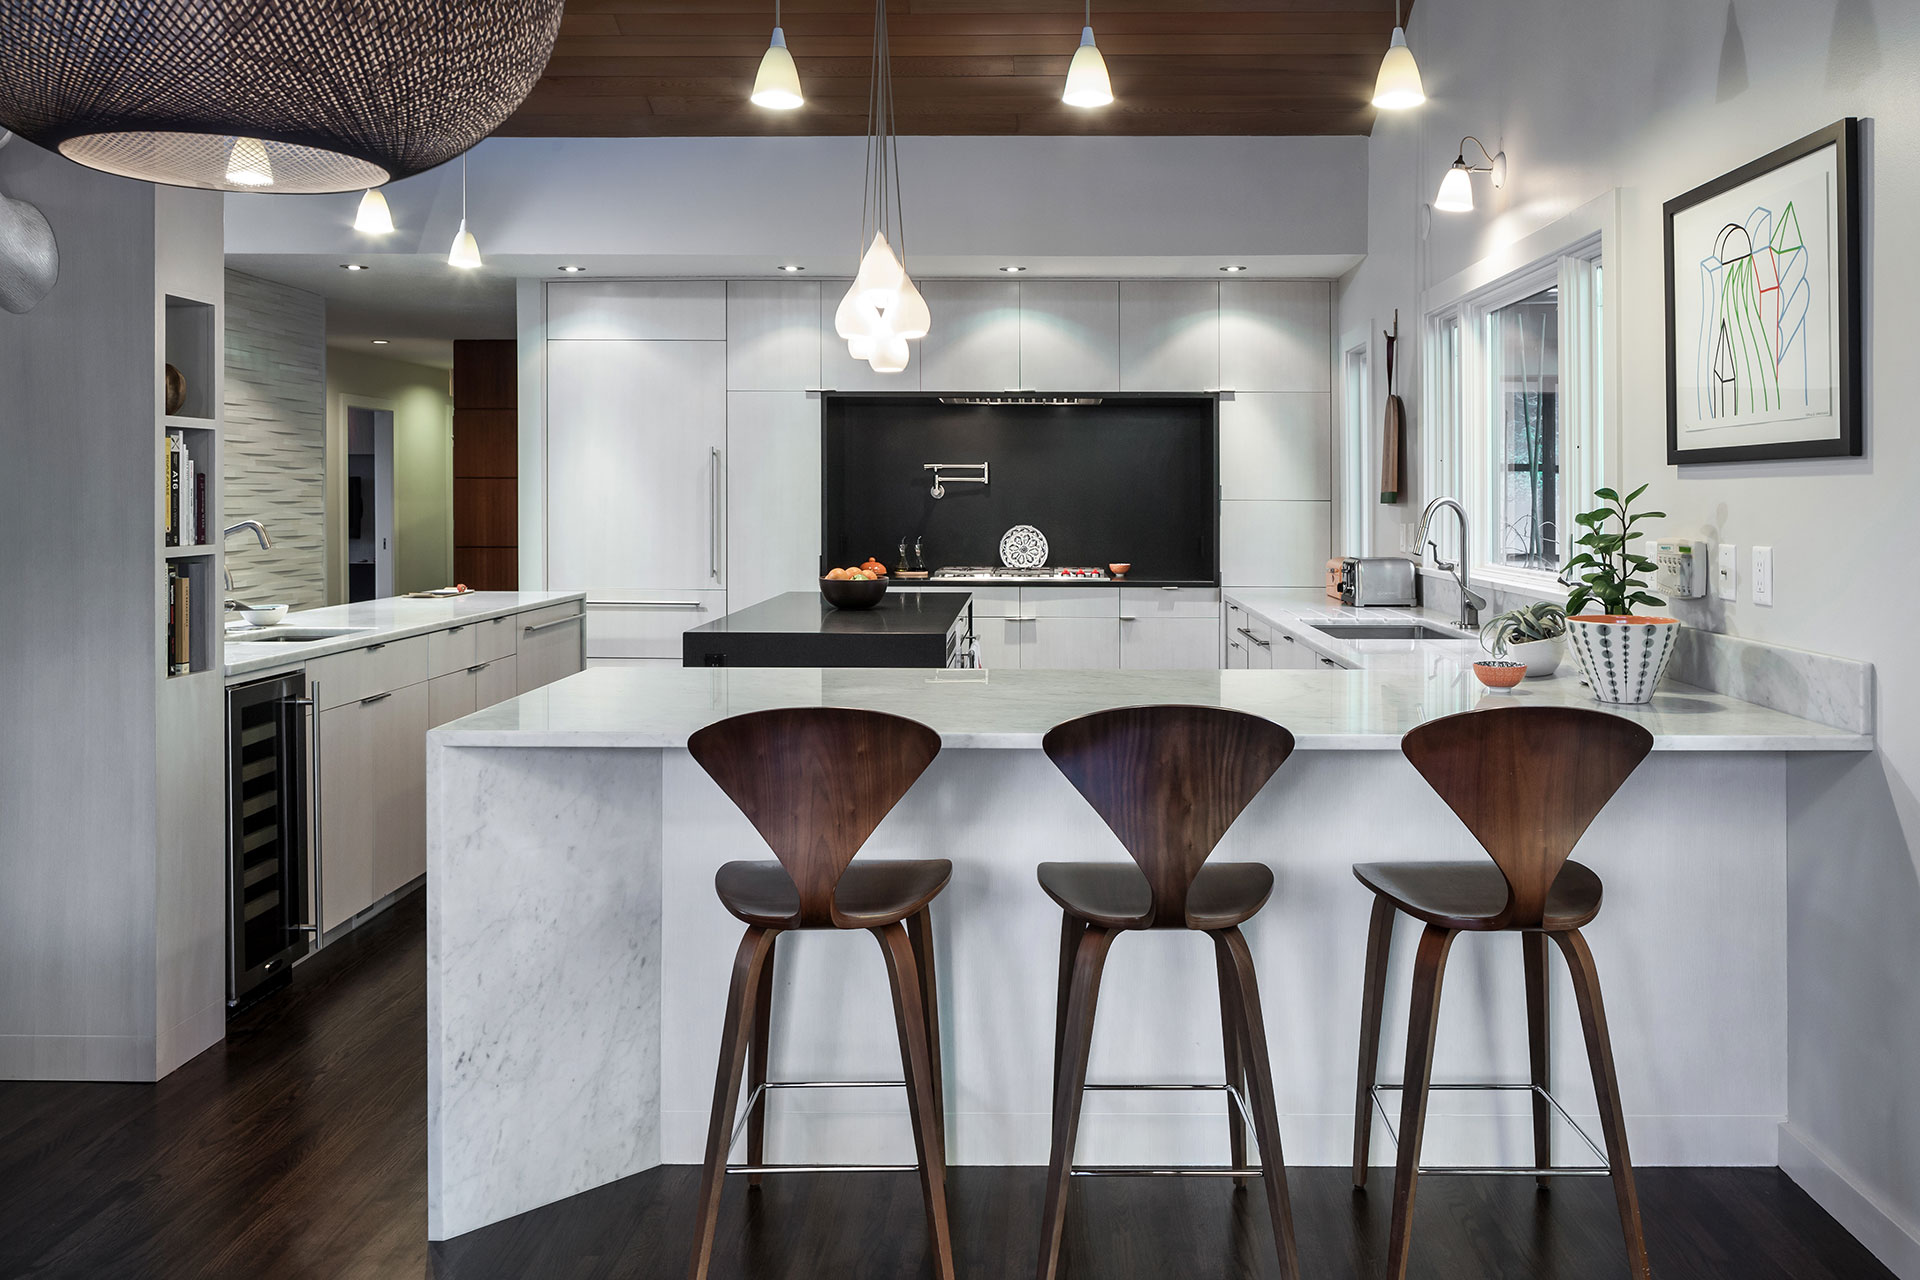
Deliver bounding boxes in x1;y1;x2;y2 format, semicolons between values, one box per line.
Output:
1423;235;1605;590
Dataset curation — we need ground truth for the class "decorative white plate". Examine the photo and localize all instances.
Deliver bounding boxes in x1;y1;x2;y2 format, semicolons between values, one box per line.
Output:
999;524;1048;569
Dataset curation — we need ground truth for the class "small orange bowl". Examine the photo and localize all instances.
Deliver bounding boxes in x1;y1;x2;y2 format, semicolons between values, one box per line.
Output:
1473;660;1527;689
1108;562;1131;577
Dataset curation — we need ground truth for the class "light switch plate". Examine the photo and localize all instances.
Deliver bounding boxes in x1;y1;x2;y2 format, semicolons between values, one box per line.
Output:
1752;545;1774;606
1715;543;1737;601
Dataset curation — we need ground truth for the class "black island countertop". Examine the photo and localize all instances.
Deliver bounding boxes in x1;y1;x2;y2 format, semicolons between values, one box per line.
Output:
682;590;968;668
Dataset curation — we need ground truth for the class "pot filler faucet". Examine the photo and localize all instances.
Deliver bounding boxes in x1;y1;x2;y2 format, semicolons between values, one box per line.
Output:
1415;497;1486;631
222;519;272;593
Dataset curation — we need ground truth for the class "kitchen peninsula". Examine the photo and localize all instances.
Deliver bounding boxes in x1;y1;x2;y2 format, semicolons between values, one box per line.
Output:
425;662;1868;1240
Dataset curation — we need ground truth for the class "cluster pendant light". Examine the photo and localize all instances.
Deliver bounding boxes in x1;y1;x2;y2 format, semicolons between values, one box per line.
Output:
751;0;805;109
833;0;929;374
448;155;483;270
1062;0;1114;108
0;0;562;193
1371;0;1425;110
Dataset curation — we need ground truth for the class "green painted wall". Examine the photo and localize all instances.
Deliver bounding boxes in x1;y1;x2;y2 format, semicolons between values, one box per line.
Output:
324;350;454;602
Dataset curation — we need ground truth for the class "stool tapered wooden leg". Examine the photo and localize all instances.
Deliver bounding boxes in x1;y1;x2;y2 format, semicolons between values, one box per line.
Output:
688;925;777;1280
747;933;777;1188
1552;928;1651;1280
1217;927;1301;1280
1522;928;1553;1190
1037;924;1115;1280
1214;943;1248;1183
1386;923;1457;1280
1352;895;1396;1189
877;922;957;1280
907;907;947;1150
1052;912;1084;1098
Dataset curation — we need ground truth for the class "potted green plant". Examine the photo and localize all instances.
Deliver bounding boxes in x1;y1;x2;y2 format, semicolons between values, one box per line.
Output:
1562;484;1680;704
1480;600;1567;678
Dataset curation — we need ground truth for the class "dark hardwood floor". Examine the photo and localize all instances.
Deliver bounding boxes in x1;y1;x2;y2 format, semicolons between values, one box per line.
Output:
0;890;1893;1280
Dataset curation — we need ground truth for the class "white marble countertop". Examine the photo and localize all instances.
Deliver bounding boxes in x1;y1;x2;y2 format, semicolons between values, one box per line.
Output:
224;591;585;680
431;661;1872;752
1225;588;1487;672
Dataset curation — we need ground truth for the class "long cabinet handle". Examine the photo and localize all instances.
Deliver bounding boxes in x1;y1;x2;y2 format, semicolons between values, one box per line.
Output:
466;662;491;674
525;614;583;635
709;446;722;583
360;691;391;706
282;694;321;939
585;600;707;609
307;681;325;939
1250;636;1271;648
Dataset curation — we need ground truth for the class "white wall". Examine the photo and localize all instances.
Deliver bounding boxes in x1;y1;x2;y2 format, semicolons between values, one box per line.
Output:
1339;1;1920;1270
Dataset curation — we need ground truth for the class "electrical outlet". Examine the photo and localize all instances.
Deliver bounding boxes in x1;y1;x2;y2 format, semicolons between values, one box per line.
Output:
1752;546;1774;606
1715;544;1737;601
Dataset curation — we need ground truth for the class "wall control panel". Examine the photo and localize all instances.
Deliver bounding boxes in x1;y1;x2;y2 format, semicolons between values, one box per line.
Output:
1655;539;1708;599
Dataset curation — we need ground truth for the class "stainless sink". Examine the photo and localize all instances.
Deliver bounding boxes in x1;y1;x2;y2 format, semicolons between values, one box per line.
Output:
227;626;369;643
1311;623;1470;641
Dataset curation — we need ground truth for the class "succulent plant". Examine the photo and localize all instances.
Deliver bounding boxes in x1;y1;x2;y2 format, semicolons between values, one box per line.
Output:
1480;600;1568;657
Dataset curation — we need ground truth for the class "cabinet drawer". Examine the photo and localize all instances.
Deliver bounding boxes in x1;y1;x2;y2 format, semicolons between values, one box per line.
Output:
1020;587;1118;618
585;591;724;659
475;655;519;706
308;635;429;710
427;624;479;679
477;613;518;663
428;670;478;728
1120;587;1220;619
916;585;1019;617
1119;617;1221;670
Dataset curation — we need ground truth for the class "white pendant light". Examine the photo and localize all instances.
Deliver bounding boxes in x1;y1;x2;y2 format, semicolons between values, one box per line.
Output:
354;188;395;234
839;0;927;374
868;333;910;373
1062;0;1114;108
1433;137;1505;214
891;275;931;341
1371;2;1425;110
448;154;483;268
848;333;878;361
751;1;804;109
225;136;274;187
853;232;905;312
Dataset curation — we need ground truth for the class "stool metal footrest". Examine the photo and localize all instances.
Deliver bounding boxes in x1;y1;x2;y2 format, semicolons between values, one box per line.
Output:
1069;1082;1264;1179
1369;1081;1610;1177
725;1079;921;1176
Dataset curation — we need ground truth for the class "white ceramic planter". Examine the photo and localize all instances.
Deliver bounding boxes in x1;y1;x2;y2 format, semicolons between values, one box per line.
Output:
1566;615;1681;704
1499;634;1565;679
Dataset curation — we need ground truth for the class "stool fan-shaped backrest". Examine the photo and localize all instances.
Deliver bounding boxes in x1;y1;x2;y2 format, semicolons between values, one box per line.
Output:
688;707;942;928
1401;705;1653;929
1043;705;1295;929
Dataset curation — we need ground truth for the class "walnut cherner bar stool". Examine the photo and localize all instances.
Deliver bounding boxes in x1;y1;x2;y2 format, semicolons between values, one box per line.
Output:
684;707;954;1280
1037;705;1302;1280
1351;705;1656;1280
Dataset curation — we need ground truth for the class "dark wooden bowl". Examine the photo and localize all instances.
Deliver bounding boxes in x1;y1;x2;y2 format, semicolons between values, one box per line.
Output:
820;576;889;609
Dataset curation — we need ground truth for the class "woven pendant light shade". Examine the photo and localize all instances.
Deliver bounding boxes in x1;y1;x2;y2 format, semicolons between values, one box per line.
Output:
0;0;564;193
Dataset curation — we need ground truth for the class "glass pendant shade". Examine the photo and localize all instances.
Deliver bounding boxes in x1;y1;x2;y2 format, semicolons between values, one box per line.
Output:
354;188;395;234
834;281;885;341
891;274;931;340
225;136;273;186
0;0;563;193
1435;162;1475;213
847;334;877;361
751;29;804;109
1062;29;1114;108
1371;28;1426;109
854;233;905;312
868;333;911;374
448;221;483;269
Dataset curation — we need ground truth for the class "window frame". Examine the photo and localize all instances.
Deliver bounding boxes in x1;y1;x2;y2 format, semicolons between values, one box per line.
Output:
1339;332;1374;557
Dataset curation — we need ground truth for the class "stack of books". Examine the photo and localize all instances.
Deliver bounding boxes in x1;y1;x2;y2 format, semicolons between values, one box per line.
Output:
166;563;192;676
163;432;208;547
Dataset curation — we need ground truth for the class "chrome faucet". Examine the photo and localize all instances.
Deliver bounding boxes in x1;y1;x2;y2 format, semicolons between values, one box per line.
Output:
222;519;272;593
1415;497;1487;631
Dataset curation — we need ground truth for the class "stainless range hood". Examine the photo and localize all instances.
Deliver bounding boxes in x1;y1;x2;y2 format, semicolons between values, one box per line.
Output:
936;395;1104;406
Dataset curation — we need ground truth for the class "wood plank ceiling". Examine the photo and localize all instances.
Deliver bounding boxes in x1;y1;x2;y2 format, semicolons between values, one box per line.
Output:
503;0;1417;137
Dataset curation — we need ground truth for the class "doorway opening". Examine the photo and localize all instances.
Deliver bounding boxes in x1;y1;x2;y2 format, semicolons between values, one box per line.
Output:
345;403;395;601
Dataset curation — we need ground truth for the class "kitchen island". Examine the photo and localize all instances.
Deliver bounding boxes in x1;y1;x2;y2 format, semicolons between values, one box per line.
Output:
681;590;971;668
425;662;1869;1241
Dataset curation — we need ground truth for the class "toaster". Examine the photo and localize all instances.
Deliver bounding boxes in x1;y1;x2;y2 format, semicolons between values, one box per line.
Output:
1340;557;1419;607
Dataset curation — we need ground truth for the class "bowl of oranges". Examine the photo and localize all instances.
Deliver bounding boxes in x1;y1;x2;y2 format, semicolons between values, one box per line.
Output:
821;558;891;609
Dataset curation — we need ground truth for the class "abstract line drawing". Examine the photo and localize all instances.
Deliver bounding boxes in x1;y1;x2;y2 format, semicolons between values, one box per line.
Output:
1695;202;1809;420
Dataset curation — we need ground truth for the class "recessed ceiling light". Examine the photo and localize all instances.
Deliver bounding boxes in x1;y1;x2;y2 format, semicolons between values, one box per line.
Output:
341;263;369;271
371;338;389;345
1000;265;1027;273
778;264;805;273
1219;265;1248;273
557;265;586;273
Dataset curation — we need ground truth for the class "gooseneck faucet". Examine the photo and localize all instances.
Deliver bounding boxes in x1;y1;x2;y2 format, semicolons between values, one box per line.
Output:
222;519;272;593
1415;497;1487;630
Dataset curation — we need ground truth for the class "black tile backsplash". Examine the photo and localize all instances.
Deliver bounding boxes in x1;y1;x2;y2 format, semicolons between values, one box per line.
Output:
821;393;1218;583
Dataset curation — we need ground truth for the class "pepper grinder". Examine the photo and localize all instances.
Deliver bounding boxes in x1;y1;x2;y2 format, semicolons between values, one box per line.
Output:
897;537;911;577
912;535;926;573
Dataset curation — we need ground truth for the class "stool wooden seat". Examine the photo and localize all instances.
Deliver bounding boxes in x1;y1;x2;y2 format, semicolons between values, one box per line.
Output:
685;707;953;1280
1037;705;1300;1280
1351;705;1654;1280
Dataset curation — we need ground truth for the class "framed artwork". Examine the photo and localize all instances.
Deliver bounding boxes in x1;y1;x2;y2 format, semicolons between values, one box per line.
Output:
1665;118;1861;464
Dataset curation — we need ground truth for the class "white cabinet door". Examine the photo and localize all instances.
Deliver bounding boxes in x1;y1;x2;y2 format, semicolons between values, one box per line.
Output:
1120;617;1221;669
1120;281;1219;391
972;614;1023;670
1268;628;1320;669
1219;281;1331;393
474;655;518;707
519;611;585;692
585;591;726;660
819;282;923;392
317;699;375;931
1220;500;1331;587
547;340;727;592
919;280;1022;391
727;281;821;391
1220;393;1331;501
548;281;727;341
1225;632;1250;668
428;670;477;728
1020;586;1118;618
727;391;819;610
370;681;430;901
1019;281;1119;391
1023;617;1119;668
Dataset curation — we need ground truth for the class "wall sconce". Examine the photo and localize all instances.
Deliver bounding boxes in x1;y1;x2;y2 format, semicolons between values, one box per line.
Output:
1435;137;1507;213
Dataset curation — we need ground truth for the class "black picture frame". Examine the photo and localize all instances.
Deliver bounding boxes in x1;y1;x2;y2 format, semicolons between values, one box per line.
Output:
1664;118;1861;465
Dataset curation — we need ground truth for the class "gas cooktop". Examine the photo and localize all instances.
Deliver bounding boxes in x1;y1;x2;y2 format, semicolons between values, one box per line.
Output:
931;566;1109;580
